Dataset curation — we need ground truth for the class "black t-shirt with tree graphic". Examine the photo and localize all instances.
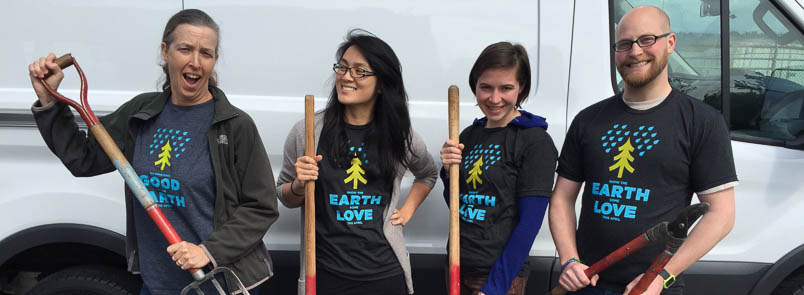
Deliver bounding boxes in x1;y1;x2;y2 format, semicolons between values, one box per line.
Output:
457;114;557;275
315;122;401;280
557;90;737;291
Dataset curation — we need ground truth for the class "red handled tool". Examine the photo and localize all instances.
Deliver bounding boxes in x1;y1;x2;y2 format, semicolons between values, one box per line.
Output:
551;202;709;295
41;54;250;295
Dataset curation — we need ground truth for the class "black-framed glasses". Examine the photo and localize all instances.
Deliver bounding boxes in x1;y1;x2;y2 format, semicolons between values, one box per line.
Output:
333;64;375;78
612;32;672;52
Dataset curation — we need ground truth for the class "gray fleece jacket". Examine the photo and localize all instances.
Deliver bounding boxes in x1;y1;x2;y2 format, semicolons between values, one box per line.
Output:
275;111;438;294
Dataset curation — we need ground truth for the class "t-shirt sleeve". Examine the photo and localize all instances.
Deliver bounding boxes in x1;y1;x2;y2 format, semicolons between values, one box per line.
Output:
556;116;585;182
516;129;558;197
690;110;738;192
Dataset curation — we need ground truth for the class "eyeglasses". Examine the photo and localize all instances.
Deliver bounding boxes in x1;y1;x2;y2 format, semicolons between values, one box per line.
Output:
333;64;375;78
612;32;671;52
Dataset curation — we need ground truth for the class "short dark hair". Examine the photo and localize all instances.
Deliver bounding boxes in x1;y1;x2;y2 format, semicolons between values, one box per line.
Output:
468;42;532;108
159;9;220;90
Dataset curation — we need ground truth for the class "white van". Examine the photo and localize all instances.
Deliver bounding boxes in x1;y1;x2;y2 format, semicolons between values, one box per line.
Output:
0;0;802;294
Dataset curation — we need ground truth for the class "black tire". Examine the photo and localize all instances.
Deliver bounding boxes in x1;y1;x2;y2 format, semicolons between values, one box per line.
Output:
27;265;141;295
773;272;804;295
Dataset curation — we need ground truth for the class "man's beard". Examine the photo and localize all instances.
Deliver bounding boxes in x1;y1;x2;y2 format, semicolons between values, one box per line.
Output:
618;52;668;88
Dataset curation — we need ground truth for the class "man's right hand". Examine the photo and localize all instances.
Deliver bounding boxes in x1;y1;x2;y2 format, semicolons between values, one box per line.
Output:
28;53;64;106
558;261;598;291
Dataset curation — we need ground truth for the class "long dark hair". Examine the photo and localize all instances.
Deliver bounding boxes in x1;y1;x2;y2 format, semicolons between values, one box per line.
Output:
322;29;412;183
468;42;531;108
159;9;220;91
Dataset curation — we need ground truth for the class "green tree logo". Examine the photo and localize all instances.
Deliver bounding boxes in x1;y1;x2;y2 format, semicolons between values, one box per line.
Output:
344;153;367;189
608;138;635;178
466;156;484;189
154;141;172;171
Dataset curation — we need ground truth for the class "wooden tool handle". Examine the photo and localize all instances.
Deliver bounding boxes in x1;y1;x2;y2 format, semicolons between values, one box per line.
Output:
304;95;317;295
54;53;74;69
447;85;460;295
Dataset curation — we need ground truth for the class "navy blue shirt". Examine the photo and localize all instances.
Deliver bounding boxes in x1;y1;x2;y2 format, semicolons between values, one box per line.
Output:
132;99;221;294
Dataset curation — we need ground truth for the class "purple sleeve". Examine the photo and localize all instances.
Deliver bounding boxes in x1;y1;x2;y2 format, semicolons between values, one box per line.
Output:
480;196;548;295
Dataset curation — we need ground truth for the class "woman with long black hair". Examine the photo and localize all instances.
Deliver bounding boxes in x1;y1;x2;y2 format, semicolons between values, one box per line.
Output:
276;29;438;295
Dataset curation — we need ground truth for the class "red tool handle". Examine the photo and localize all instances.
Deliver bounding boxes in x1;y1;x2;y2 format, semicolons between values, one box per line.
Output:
41;54;204;279
550;233;653;295
628;250;673;294
40;54;99;126
584;233;652;277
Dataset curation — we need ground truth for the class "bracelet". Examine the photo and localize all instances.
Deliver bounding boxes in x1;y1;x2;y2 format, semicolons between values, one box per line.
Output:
659;269;676;289
290;180;304;196
560;257;582;273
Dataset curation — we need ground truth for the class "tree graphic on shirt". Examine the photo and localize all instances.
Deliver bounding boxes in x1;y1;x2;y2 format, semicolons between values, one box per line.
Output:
344;152;367;189
609;138;635;178
466;156;484;189
154;141;172;171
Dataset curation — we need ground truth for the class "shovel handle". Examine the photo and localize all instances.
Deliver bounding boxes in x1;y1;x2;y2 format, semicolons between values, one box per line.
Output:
41;53;205;280
304;95;317;295
447;85;460;295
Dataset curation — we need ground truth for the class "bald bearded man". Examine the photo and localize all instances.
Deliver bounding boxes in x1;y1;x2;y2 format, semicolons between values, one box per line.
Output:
548;6;737;295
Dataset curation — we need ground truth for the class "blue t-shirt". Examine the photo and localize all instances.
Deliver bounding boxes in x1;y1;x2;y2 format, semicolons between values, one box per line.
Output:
131;99;222;294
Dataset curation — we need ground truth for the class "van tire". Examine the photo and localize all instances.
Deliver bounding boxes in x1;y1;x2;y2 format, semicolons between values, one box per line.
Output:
27;265;141;295
773;271;804;295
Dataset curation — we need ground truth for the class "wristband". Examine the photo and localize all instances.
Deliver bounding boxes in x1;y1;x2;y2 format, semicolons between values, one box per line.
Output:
659;269;676;289
560;257;582;273
290;180;304;196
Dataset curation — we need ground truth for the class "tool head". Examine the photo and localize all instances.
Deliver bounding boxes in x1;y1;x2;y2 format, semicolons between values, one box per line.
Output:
180;267;251;295
644;202;710;252
668;202;710;239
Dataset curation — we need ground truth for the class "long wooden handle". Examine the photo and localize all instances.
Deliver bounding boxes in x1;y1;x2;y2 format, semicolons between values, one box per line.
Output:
89;124;206;280
304;95;316;295
447;85;460;295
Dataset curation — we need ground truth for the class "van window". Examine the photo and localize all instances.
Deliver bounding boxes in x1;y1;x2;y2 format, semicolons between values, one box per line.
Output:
611;0;804;144
611;0;722;107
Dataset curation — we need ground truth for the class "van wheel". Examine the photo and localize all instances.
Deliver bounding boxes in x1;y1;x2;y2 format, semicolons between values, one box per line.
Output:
773;272;804;295
27;265;141;295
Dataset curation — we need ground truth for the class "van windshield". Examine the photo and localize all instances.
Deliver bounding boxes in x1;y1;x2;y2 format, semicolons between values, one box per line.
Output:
612;0;804;142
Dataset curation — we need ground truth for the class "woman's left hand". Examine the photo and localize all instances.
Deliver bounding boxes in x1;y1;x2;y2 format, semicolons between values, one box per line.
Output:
167;241;211;270
390;208;413;227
